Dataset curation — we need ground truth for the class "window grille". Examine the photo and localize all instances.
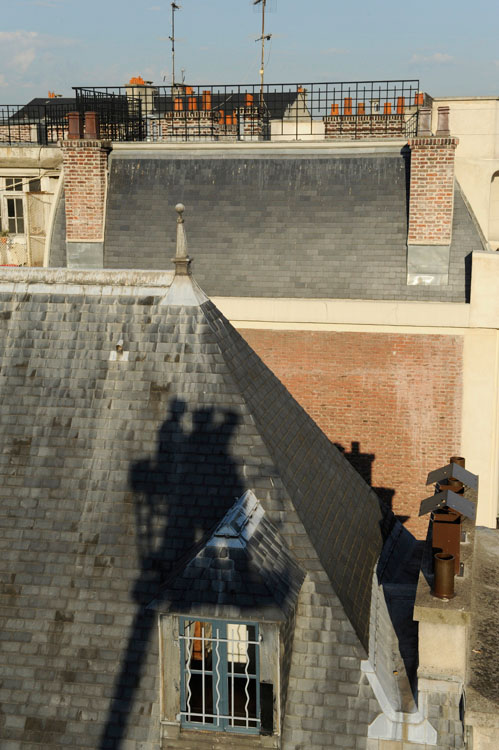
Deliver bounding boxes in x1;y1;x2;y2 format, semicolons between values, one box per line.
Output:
179;618;260;733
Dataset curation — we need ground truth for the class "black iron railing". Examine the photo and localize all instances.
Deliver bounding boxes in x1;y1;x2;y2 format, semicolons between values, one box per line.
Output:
74;80;422;142
0;80;422;145
0;102;76;145
74;90;144;141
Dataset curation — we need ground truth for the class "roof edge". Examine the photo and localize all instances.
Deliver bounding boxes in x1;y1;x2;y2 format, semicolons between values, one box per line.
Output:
0;267;174;294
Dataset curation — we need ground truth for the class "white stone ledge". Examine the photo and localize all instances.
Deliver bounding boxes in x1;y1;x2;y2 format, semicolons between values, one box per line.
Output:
213;296;471;333
111;139;407;156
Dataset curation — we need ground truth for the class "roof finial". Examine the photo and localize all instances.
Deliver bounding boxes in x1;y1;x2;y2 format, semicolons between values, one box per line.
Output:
173;203;191;275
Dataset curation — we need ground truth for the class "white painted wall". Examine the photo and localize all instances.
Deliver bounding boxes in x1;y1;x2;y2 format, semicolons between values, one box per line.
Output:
432;97;499;247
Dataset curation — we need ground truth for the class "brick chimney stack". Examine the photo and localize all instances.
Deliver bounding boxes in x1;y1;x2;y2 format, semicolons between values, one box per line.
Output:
406;106;459;285
61;112;111;268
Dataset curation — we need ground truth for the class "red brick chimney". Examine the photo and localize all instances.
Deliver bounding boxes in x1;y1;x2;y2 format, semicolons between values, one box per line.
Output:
406;106;459;285
61;112;111;268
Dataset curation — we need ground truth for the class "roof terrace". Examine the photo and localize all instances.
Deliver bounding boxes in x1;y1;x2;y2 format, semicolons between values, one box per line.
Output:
0;79;423;145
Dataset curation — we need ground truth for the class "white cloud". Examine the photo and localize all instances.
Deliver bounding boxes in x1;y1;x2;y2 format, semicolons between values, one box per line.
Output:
0;74;8;87
0;31;39;44
0;30;78;98
13;48;37;73
0;30;75;74
410;52;454;64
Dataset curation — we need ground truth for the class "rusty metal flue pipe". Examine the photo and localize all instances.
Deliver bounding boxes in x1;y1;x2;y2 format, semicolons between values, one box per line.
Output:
433;553;455;599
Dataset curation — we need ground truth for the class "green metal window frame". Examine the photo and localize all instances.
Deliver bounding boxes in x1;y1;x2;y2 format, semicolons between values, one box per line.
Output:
179;617;261;734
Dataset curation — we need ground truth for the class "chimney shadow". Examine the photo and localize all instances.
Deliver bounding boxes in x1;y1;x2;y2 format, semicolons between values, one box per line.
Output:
401;143;411;227
334;440;422;699
98;397;295;749
98;398;246;749
334;440;406;522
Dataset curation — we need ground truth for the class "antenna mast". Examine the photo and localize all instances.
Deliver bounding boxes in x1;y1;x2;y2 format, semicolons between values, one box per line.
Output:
169;2;181;87
254;0;271;107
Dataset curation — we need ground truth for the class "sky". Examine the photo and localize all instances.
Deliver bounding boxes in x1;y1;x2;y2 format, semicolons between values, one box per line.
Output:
0;0;497;103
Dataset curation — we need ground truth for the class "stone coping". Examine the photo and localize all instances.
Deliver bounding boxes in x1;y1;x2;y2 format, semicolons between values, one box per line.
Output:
0;267;174;296
111;139;407;156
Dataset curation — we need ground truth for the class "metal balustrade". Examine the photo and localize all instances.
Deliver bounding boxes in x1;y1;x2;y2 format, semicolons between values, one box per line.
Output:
0;80;423;144
74;80;422;142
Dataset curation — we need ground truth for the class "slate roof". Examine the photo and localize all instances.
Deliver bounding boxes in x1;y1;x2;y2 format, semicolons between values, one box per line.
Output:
0;261;402;749
8;98;76;122
99;149;484;302
155;490;306;621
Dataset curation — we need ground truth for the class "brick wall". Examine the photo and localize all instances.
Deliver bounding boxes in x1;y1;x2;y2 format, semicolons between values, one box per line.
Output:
157;112;221;140
154;108;265;141
240;329;463;538
408;136;458;245
324;114;406;140
0;124;34;143
61;139;110;241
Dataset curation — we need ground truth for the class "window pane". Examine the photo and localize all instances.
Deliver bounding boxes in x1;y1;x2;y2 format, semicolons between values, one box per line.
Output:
6;178;23;191
6;198;24;234
29;178;41;192
186;620;212;670
182;620;215;725
186;674;214;724
226;623;258;728
227;623;257;674
228;675;257;727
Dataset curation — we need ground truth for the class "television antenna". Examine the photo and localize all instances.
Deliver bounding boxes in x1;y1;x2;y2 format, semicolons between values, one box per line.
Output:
169;2;181;87
254;0;271;107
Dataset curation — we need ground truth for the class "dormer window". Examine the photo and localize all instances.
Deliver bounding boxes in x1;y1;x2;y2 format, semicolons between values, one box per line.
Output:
179;618;261;733
154;491;305;746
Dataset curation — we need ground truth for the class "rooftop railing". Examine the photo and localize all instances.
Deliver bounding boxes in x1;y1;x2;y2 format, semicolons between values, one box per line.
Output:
0;102;76;145
0;80;423;145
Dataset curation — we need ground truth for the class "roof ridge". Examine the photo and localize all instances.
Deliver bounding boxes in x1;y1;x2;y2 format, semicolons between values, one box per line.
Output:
198;296;394;649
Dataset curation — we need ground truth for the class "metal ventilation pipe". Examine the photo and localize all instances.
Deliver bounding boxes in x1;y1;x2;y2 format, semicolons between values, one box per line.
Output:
433;553;455;599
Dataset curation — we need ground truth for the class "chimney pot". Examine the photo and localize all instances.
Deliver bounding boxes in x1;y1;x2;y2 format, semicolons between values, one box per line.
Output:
433;553;455;599
436;106;451;136
202;90;212;111
67;111;83;140
84;111;100;139
417;107;432;136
